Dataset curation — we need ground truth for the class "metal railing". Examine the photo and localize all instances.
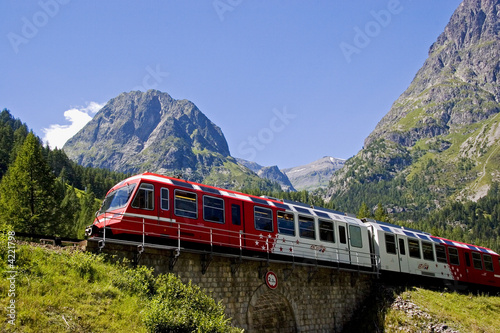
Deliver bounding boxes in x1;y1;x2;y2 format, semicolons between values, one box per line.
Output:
91;212;380;275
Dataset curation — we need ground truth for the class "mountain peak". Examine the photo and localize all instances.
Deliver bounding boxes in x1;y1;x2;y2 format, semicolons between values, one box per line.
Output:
63;90;230;175
365;0;500;148
329;0;500;215
283;156;345;191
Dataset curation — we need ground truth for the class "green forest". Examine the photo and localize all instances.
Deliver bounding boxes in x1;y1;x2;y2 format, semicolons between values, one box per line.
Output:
0;108;499;253
0;109;128;238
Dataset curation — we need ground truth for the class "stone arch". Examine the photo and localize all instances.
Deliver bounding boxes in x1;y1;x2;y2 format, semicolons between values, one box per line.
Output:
247;284;297;333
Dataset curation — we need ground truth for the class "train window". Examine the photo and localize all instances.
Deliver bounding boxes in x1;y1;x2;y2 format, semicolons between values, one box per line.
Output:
160;188;169;210
472;252;483;270
349;225;363;248
422;242;434;261
435;244;447;263
299;215;315;240
483;254;494;272
174;190;197;219
231;204;241;226
319;220;335;243
408;239;421;259
398;238;406;255
99;183;136;213
203;196;224;223
132;183;154;210
385;234;396;255
448;247;459;265
278;212;295;236
339;225;347;244
254;206;273;232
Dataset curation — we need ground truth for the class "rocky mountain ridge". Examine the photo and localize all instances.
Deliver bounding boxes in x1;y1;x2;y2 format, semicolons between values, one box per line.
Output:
328;0;500;217
365;0;500;148
235;158;296;191
283;156;345;191
236;156;345;191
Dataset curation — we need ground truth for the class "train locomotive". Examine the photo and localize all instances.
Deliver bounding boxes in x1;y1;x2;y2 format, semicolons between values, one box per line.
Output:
86;172;500;290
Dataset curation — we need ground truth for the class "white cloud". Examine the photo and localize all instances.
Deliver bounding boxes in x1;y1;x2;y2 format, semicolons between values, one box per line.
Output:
43;101;104;149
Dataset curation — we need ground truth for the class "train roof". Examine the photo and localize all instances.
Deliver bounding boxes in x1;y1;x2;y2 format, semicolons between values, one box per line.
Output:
367;219;498;255
114;173;366;226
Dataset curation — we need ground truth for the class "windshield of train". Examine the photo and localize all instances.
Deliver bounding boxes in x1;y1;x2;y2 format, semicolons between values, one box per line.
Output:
99;183;137;214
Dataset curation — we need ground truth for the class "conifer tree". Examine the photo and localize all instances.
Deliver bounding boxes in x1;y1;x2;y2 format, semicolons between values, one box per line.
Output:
357;202;371;219
374;203;389;222
0;132;57;234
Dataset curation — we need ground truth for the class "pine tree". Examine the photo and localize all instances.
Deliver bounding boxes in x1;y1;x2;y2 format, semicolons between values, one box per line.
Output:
0;132;57;234
374;203;389;222
58;184;81;237
357;202;371;219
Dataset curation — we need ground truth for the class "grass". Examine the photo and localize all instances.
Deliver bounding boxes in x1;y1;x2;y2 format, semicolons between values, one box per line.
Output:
0;236;240;333
0;242;147;332
384;287;500;333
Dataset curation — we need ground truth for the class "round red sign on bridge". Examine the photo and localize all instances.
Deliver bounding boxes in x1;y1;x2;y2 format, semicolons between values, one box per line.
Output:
265;271;278;289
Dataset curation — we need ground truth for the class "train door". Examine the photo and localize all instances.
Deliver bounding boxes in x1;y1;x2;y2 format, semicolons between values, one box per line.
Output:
157;186;174;237
336;221;350;264
396;235;410;273
128;182;157;236
465;251;487;284
276;211;298;256
446;246;467;283
226;199;244;249
463;250;472;282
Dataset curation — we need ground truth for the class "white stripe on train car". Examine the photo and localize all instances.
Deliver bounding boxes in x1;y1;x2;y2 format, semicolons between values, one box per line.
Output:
142;174;174;184
123;212;176;223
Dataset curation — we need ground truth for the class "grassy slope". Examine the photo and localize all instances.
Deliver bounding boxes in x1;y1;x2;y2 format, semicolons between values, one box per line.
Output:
384;288;500;333
0;239;241;333
407;112;500;201
0;243;146;333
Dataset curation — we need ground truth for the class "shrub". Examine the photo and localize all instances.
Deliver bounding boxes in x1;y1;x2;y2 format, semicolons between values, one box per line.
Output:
112;265;156;298
143;274;241;333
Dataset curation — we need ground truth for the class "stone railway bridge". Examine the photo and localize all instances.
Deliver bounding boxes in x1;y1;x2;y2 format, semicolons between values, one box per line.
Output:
86;239;375;332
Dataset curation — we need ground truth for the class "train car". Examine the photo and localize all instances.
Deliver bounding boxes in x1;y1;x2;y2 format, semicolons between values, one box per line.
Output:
269;200;372;269
87;172;373;269
365;220;500;289
431;236;500;288
88;173;281;252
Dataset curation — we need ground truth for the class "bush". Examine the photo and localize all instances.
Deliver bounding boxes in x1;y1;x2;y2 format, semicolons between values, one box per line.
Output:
112;265;156;298
143;274;241;333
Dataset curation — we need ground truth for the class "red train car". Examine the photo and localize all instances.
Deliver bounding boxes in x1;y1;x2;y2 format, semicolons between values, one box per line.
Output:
87;173;285;253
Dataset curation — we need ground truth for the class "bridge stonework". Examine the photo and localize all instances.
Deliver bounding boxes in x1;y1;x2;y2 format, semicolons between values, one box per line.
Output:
86;240;373;332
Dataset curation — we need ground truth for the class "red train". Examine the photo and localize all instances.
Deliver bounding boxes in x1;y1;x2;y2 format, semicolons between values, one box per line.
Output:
86;172;500;290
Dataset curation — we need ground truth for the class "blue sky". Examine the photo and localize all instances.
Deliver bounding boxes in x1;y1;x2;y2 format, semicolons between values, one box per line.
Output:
1;0;462;169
